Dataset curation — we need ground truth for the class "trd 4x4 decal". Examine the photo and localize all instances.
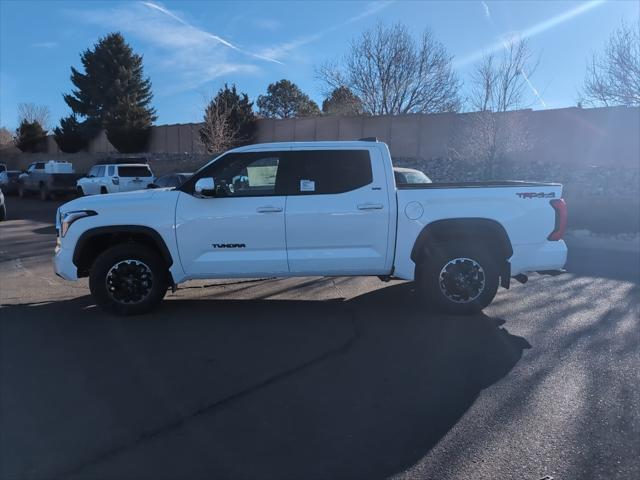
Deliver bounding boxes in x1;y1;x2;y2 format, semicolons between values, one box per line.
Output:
516;192;556;199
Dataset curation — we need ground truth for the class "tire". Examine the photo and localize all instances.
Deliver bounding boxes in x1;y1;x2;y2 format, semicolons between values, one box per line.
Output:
0;204;6;221
415;242;500;315
39;184;50;201
100;187;108;194
89;243;169;316
77;186;84;197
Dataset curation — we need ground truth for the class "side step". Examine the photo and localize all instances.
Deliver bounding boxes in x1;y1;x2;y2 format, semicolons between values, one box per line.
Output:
536;269;566;276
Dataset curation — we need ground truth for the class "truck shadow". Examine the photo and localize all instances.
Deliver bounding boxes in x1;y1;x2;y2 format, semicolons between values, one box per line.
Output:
1;283;530;479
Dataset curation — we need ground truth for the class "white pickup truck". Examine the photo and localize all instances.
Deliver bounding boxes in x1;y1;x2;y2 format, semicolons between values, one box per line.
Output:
54;140;567;315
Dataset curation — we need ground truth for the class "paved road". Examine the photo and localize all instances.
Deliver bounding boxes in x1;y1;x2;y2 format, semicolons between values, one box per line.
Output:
1;196;638;480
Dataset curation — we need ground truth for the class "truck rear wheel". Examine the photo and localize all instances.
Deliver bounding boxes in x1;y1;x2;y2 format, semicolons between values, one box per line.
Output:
416;242;499;315
89;243;168;316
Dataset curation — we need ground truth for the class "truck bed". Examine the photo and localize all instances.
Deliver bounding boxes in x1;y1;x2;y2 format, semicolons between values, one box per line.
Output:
393;182;566;280
397;180;561;189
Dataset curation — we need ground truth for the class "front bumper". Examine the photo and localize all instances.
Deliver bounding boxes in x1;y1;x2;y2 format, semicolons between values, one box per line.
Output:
53;237;78;281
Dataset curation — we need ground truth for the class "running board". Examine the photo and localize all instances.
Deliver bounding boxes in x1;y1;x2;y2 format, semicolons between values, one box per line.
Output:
536;269;566;276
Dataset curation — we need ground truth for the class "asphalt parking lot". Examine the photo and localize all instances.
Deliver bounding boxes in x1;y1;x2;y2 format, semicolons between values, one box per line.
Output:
1;195;638;480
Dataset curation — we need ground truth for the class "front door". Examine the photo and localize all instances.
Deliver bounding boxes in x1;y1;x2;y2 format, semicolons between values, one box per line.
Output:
176;151;289;278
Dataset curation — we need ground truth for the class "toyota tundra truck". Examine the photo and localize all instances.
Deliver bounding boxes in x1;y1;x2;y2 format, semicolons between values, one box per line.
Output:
54;140;567;315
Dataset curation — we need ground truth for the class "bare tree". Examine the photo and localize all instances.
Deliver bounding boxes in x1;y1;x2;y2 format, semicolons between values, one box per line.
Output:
17;103;51;132
458;39;538;179
453;111;532;180
199;96;240;154
582;21;640;107
0;127;14;147
318;22;461;115
469;39;537;113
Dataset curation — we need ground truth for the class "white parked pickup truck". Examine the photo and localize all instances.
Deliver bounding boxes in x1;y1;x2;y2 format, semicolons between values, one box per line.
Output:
54;140;567;315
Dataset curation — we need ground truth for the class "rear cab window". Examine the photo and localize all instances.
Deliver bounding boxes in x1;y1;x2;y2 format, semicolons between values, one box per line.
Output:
118;166;153;177
281;150;373;195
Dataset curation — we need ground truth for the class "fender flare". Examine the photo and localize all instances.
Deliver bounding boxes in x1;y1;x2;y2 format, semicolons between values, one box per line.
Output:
72;225;173;268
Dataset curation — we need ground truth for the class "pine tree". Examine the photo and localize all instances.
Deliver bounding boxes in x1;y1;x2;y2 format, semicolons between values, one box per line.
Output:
257;80;320;118
200;84;257;153
15;120;47;153
53;115;89;153
63;32;156;152
322;86;364;115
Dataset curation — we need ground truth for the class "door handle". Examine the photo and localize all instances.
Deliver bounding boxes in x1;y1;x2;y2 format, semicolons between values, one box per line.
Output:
357;203;384;210
256;206;283;213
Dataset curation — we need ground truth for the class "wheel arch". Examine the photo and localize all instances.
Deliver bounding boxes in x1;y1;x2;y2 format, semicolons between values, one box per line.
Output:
410;218;513;288
73;225;173;278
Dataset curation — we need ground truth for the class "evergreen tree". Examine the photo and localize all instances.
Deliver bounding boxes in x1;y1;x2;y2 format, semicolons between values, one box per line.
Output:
63;32;156;152
15;120;47;153
257;80;320;118
53;115;90;153
322;86;365;115
200;84;257;153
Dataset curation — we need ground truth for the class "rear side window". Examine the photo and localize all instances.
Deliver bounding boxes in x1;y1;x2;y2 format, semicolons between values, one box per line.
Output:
35;162;45;170
119;166;152;177
107;166;115;176
282;150;372;195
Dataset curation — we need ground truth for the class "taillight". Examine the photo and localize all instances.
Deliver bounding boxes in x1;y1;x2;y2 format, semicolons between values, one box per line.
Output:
112;176;119;185
548;198;567;241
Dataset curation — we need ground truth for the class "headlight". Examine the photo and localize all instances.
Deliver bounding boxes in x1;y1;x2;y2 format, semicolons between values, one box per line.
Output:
60;210;97;237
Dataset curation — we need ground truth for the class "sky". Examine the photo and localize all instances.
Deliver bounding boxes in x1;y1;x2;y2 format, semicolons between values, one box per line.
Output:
0;0;638;131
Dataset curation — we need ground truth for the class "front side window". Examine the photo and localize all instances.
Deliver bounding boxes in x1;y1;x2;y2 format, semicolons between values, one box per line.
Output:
282;150;373;195
184;152;284;197
96;166;105;177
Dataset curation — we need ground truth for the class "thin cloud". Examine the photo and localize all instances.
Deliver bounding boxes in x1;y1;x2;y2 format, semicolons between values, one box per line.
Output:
456;0;605;68
256;0;395;62
72;2;264;93
480;1;491;20
141;1;282;64
32;41;58;49
520;69;546;107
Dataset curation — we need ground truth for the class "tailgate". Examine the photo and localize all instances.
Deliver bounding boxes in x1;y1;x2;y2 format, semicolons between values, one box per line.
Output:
50;174;78;188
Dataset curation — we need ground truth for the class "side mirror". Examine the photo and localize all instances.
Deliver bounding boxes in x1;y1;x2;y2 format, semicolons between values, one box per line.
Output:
195;177;216;197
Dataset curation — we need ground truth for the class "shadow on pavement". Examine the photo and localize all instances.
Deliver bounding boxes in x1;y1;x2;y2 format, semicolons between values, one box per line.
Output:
1;283;531;479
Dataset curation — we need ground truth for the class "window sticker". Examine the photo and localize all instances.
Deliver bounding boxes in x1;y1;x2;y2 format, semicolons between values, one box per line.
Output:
300;179;316;192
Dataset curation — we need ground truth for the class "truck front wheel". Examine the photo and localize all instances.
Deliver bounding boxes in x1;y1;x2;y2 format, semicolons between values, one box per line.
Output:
416;242;499;315
89;243;168;316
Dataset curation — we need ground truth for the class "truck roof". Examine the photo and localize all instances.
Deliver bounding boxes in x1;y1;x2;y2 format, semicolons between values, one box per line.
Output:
230;140;385;153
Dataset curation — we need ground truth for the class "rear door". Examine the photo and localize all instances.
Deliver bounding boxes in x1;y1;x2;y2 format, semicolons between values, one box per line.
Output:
283;148;391;275
117;165;153;191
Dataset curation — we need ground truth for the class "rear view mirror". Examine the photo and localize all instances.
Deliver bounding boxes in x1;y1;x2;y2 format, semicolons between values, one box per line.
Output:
195;177;215;197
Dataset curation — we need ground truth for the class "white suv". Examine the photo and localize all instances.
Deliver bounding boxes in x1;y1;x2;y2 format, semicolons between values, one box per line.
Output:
77;163;154;196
